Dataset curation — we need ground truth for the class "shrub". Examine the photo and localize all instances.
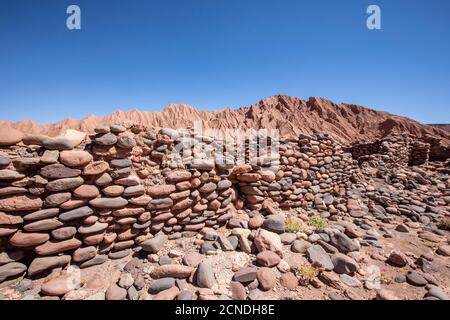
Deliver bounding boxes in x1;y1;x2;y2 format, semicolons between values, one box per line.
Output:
295;264;320;286
285;217;305;233
380;273;393;285
307;215;329;231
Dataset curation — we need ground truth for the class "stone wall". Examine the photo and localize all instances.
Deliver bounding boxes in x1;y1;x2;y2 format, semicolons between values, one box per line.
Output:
423;134;450;162
346;134;436;167
344;140;382;162
232;133;358;214
0;124;363;281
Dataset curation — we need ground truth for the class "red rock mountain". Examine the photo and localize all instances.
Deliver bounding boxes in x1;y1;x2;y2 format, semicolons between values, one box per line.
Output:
430;124;450;132
1;95;449;146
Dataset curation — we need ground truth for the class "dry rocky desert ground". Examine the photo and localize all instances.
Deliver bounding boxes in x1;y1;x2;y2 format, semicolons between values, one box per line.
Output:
0;95;449;300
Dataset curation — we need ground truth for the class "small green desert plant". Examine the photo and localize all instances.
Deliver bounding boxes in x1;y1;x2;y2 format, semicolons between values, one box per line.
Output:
380;273;393;285
428;242;440;250
285;216;305;233
307;215;329;231
295;264;320;286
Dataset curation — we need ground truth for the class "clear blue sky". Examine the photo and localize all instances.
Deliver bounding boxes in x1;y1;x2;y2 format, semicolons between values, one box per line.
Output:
0;0;449;124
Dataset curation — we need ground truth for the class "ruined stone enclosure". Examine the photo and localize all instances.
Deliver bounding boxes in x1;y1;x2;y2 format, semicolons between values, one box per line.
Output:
1;124;448;283
345;133;450;166
0;123;363;280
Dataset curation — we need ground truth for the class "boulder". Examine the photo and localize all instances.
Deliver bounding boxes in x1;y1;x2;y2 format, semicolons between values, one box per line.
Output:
329;232;360;253
35;238;82;256
23;208;60;221
263;215;285;234
147;185;176;198
150;265;194;279
196;261;216;288
0;127;24;146
331;253;359;274
83;161;109;175
0;262;27;282
234;267;258;283
253;229;283;257
0;250;25;265
73;185;100;199
89;197;128;209
40;164;81;179
106;284;127;300
73;247;97;263
0;170;25;181
78;222;108;235
9;232;50;248
141;234;168;253
23;219;63;232
96;133;118;146
0;212;23;225
149;277;175;293
166;170;192;183
28;255;71;276
306;245;334;271
51;226;77;240
46;177;84;192
257;267;276;291
387;251;409;267
256;251;281;267
40;129;86;150
0;195;43;212
59;150;93;167
58;206;93;222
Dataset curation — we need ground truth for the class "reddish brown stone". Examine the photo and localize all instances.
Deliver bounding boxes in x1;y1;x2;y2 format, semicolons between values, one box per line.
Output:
0;127;24;146
0;226;19;237
35;238;82;256
256;250;281;267
166;170;192;183
40;164;81;179
83;161;109;175
73;185;100;199
51;227;77;240
102;185;124;197
59;150;93;167
150;265;194;279
229;281;247;300
147;184;176;198
0;195;43;212
9;232;50;248
280;272;298;289
83;233;105;245
0;212;23;225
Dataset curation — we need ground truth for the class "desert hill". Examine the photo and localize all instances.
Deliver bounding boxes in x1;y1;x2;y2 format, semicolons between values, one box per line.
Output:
1;95;448;145
430;124;450;132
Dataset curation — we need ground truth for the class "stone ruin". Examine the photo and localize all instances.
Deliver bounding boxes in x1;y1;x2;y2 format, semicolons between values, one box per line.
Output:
0;123;448;283
344;133;450;167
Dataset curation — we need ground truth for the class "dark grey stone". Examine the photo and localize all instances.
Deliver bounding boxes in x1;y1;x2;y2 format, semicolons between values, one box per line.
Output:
141;234;168;253
149;277;175;293
306;245;334;271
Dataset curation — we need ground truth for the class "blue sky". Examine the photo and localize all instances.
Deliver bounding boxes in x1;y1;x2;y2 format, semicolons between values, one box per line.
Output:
0;0;449;124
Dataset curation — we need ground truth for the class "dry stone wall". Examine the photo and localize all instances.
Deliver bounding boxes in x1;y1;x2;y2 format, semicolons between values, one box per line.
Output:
0;123;393;282
230;134;359;215
346;133;436;167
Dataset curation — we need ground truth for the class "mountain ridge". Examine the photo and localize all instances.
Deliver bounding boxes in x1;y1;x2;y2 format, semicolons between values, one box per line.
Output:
1;95;449;146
